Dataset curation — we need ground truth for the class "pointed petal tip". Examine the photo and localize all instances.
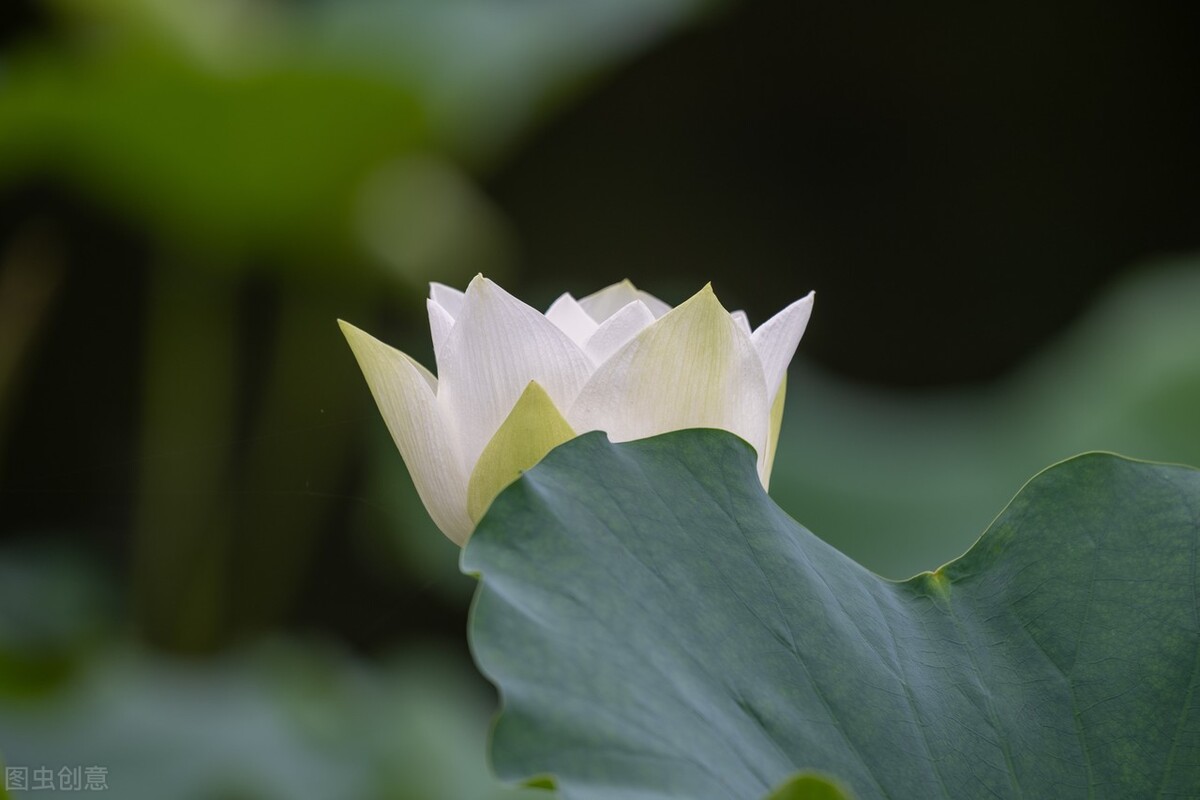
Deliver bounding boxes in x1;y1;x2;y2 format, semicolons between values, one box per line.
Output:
467;378;575;522
429;282;467;318
684;281;725;311
339;321;414;372
790;291;816;314
428;280;461;294
694;282;725;307
465;273;507;301
779;291;815;317
752;292;815;407
338;318;371;344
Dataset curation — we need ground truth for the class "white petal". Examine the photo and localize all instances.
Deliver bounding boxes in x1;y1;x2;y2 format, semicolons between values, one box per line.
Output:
579;279;672;323
568;284;773;480
635;290;672;319
752;292;814;407
339;320;472;544
730;310;751;337
438;276;593;470
583;300;656;365
545;292;599;347
427;298;455;370
430;282;465;319
578;280;638;323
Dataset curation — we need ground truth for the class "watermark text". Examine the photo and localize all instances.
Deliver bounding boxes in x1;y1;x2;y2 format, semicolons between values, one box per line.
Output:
5;765;108;792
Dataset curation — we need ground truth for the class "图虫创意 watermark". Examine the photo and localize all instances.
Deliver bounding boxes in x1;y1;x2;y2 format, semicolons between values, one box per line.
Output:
5;765;108;792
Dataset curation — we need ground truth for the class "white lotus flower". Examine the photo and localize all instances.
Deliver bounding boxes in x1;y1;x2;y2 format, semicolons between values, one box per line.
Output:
340;277;813;544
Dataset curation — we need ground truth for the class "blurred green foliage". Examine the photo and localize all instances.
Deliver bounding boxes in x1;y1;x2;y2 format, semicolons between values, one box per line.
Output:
3;647;548;800
0;0;711;649
770;259;1200;579
0;0;717;278
0;549;541;799
0;0;710;796
0;547;111;699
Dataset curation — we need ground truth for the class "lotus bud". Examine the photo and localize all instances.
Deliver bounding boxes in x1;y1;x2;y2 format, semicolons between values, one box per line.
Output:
340;277;813;544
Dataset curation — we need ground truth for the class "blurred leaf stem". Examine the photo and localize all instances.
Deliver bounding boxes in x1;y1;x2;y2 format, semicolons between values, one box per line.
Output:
2;0;720;656
134;256;237;651
230;285;366;638
0;224;63;467
134;256;375;649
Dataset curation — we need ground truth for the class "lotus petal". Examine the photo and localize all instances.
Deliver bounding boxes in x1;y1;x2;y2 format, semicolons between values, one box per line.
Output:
427;298;455;367
430;282;465;319
579;280;671;323
545;292;599;347
731;309;752;337
583;300;656;365
439;276;592;469
752;292;814;408
339;320;472;543
467;381;575;522
569;284;772;479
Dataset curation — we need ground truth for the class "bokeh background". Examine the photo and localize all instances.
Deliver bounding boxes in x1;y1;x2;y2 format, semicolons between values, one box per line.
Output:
1;0;1198;797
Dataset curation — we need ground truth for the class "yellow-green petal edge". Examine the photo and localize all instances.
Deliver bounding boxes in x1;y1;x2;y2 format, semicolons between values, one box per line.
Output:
762;374;787;489
467;381;576;522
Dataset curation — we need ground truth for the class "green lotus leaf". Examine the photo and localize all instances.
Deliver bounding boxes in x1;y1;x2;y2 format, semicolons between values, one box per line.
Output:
464;429;1200;799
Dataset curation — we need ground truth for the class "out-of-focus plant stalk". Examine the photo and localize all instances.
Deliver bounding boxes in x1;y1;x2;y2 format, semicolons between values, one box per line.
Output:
134;257;236;652
231;285;365;637
0;224;63;467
